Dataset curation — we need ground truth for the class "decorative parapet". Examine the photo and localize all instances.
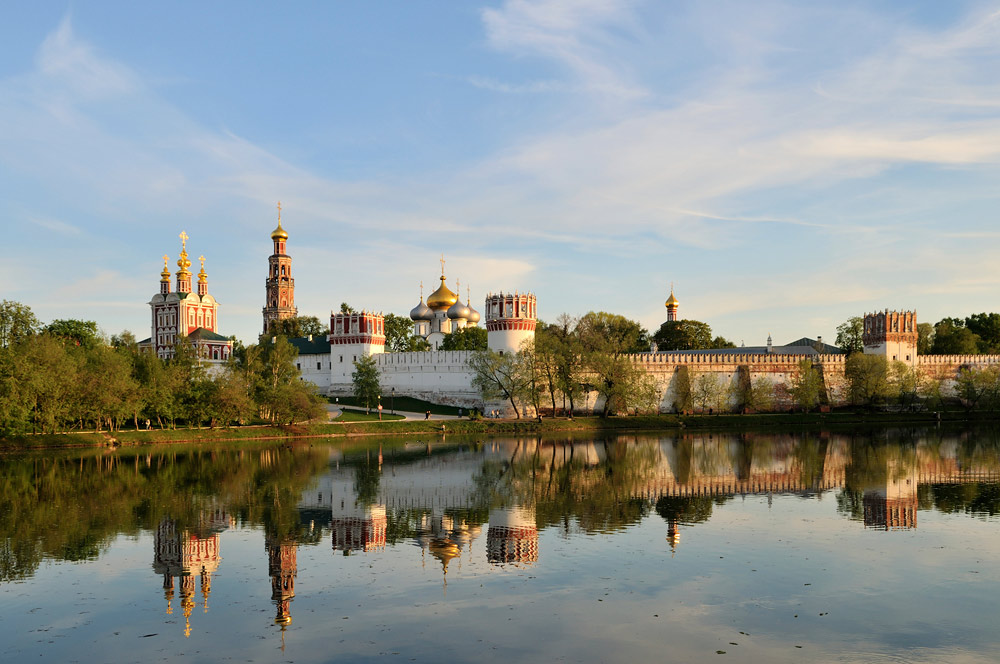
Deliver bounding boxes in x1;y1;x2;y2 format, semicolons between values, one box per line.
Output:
374;350;475;366
627;352;843;367
328;310;386;346
917;355;1000;367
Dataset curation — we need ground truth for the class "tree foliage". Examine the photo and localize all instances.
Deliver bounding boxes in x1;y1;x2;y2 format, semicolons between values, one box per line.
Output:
267;315;327;338
835;317;864;355
351;355;381;413
0;300;40;348
789;359;824;411
440;326;487;351
653;319;713;351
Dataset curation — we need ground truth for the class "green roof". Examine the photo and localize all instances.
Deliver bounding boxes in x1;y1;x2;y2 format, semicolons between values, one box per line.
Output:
188;327;230;342
288;335;331;355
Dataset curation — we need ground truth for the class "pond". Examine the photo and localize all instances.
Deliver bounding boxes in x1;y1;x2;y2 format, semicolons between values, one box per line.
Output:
2;428;1000;663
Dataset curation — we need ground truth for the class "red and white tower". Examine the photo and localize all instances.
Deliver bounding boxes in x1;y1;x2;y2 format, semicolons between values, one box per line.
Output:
329;310;386;393
863;310;918;365
262;202;297;334
485;291;537;354
143;231;231;362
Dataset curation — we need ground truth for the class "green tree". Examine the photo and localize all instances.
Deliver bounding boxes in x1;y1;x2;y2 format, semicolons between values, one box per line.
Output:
351;355;381;414
44;319;100;348
383;313;418;352
845;354;893;406
671;365;693;413
267;315;327;338
0;300;40;348
693;373;726;412
954;366;1000;411
835;316;864;355
965;313;1000;354
547;314;585;415
653;319;713;351
577;311;651;417
340;302;356;314
931;318;980;355
440;326;487;351
917;322;934;355
789;359;823;411
468;349;527;418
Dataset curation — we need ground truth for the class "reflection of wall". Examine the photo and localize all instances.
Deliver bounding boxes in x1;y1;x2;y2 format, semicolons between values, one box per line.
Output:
331;505;387;553
487;507;538;565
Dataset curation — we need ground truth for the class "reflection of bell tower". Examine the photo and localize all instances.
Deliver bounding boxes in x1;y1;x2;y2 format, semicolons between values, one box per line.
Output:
152;517;223;638
266;536;298;631
486;507;538;565
863;466;918;530
665;516;680;554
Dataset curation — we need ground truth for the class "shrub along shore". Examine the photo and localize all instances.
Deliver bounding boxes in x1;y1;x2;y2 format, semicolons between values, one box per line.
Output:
3;409;999;450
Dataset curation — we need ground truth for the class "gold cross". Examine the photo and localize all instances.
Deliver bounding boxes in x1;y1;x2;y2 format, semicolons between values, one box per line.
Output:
420;280;424;297
199;255;205;269
456;277;460;291
179;230;189;250
277;201;282;221
162;254;169;267
440;254;445;276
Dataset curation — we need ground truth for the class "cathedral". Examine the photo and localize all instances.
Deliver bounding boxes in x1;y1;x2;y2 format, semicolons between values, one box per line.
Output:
139;231;232;364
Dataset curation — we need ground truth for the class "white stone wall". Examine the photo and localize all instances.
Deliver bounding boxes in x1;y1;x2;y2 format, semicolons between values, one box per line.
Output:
374;351;481;407
296;352;332;390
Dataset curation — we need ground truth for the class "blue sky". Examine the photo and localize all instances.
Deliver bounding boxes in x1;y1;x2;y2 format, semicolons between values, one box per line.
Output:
3;1;1000;345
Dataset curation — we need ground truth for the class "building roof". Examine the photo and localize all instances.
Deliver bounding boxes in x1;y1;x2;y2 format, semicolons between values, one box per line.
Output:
188;327;230;342
782;337;844;354
288;335;331;356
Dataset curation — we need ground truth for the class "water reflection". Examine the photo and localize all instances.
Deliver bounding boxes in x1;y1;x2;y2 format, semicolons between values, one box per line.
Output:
3;429;1000;660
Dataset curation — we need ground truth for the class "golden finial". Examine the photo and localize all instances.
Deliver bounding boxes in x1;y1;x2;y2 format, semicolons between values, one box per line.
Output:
198;255;207;283
160;255;171;281
179;230;188;252
199;255;205;269
420;281;424;299
163;255;169;269
277;200;282;221
440;254;445;276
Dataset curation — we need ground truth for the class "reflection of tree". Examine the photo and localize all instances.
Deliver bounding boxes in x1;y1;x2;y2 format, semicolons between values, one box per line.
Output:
922;483;1000;516
654;495;722;526
353;459;382;507
0;443;328;581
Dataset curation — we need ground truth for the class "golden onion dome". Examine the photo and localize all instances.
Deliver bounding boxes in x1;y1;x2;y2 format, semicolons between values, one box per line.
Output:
270;221;288;240
665;290;679;308
426;276;458;310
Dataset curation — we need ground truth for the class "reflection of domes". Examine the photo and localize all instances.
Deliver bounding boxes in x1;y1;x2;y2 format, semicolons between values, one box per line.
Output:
426;277;458;310
428;538;460;572
410;298;433;321
447;298;471;320
271;222;288;240
275;614;292;626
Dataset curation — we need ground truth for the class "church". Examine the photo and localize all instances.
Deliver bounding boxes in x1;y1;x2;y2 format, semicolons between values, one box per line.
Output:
139;231;232;364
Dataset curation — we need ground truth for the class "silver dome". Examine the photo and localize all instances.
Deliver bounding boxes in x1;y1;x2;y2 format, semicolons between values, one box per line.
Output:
410;298;433;321
447;298;471;320
466;305;480;324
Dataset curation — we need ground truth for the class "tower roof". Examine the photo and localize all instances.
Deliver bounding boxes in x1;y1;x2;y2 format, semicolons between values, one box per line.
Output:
271;201;288;240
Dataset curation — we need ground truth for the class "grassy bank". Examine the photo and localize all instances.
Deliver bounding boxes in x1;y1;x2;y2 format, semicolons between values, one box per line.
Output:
5;408;1000;450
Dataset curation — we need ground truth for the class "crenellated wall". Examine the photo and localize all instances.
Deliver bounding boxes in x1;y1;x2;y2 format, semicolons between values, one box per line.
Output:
370;350;480;407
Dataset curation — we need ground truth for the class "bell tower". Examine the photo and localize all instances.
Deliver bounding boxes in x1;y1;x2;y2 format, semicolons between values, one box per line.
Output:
262;202;297;334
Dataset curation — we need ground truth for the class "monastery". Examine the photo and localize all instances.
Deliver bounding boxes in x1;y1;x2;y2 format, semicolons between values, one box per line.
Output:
140;207;1000;412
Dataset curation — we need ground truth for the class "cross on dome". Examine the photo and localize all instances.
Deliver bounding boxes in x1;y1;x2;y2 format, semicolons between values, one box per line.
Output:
179;230;189;251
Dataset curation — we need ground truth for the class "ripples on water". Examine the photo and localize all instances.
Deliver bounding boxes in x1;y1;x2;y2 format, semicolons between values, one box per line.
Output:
2;428;1000;663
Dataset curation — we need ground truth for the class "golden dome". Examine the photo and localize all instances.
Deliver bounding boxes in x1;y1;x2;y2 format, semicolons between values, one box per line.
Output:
426;276;458;310
160;255;171;282
270;221;288;240
665;289;679;308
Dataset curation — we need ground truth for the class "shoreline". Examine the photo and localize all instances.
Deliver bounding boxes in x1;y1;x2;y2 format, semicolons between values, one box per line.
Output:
3;410;1000;450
